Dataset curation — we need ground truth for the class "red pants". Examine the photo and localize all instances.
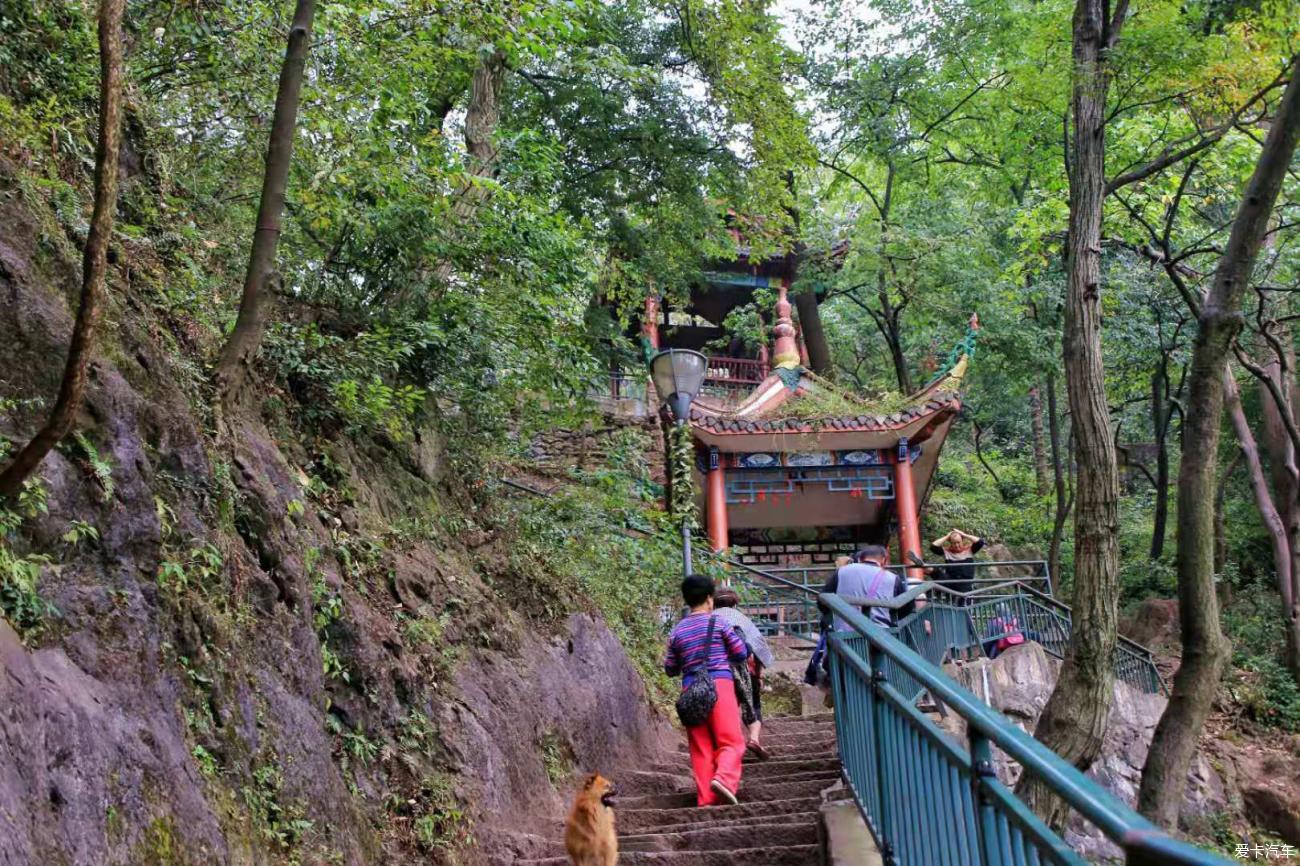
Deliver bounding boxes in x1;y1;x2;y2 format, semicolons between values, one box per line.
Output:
685;678;745;806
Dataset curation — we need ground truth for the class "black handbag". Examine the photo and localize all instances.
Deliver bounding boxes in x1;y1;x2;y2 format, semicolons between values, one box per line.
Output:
675;616;718;727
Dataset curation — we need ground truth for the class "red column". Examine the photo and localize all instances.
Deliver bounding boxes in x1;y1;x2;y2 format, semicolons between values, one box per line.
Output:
706;448;729;552
642;295;660;350
893;439;923;582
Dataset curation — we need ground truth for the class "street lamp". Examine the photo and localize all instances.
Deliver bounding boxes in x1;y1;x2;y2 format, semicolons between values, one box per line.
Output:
649;348;708;576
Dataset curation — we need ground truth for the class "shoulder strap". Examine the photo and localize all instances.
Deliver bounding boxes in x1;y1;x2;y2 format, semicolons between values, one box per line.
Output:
865;565;892;598
689;615;717;674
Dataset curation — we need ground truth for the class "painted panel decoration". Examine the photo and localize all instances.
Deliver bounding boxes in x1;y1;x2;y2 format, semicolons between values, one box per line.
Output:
786;451;835;467
838;450;881;466
738;452;780;469
726;472;796;505
725;466;895;505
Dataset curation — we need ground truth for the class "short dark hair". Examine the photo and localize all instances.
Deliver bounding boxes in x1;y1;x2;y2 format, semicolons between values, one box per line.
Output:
714;588;741;608
681;574;715;607
856;545;888;563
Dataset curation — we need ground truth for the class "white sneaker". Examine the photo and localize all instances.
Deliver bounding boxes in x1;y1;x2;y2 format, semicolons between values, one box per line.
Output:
710;778;739;806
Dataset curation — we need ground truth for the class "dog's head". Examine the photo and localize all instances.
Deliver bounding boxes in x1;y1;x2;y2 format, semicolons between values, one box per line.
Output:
582;773;618;809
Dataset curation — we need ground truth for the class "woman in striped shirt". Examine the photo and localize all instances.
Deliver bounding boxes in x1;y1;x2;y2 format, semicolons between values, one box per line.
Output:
663;574;749;806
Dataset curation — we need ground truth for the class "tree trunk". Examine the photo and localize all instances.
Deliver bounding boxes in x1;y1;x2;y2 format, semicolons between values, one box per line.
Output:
0;0;126;499
1253;344;1300;683
212;0;316;414
1213;451;1240;575
793;288;832;375
1017;0;1126;829
1031;384;1051;495
879;301;912;394
1150;364;1170;560
1226;371;1300;681
1138;56;1300;829
422;51;506;299
1047;372;1072;586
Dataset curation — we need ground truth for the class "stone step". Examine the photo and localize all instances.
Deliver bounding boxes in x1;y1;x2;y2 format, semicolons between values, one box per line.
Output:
517;843;821;866
647;756;839;779
767;712;835;726
622;820;822;853
620;808;819;837
624;766;840;796
674;734;837;758
619;796;824;833
537;819;821;857
618;777;836;811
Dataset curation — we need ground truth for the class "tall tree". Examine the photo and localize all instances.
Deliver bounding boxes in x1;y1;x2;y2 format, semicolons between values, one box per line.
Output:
1139;57;1300;828
1030;384;1050;495
212;0;316;413
420;49;507;301
0;0;126;498
1016;0;1128;828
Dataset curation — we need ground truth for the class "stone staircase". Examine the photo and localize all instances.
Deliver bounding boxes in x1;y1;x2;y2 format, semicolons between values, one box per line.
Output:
516;713;840;865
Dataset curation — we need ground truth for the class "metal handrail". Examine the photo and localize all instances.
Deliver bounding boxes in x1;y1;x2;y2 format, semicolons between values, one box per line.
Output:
763;560;1054;597
733;567;1165;695
821;593;1230;866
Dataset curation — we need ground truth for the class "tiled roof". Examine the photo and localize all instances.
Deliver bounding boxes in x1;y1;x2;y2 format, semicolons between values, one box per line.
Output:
689;393;961;435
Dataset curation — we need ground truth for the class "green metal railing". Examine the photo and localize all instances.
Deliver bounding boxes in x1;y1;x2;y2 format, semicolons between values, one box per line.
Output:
762;559;1054;598
890;584;1166;696
730;562;1165;695
822;594;1230;866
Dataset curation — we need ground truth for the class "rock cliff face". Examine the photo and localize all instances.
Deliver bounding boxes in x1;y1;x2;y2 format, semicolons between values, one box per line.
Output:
942;642;1224;859
0;167;668;865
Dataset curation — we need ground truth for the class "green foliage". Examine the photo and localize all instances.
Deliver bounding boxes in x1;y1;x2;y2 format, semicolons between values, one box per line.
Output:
191;744;219;779
495;428;730;705
1223;593;1300;731
926;440;1055;556
0;479;56;638
156;542;223;597
61;519;98;546
409;772;473;855
539;730;575;786
668;423;696;525
70;432;114;502
1228;654;1300;732
310;569;350;684
241;764;314;854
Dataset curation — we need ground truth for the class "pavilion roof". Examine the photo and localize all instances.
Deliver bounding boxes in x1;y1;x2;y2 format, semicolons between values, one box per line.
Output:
688;356;967;438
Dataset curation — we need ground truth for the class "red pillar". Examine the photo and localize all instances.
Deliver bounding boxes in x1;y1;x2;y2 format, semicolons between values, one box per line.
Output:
893;438;923;582
643;295;660;350
706;448;729;552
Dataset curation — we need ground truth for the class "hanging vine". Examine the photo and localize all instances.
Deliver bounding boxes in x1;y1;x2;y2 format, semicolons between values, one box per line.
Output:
669;423;697;526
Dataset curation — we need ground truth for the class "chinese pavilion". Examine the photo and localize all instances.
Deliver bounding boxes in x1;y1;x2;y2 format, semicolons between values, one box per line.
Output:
640;250;975;575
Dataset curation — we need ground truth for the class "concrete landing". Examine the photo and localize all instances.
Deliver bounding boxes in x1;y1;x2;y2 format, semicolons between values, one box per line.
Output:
821;800;883;866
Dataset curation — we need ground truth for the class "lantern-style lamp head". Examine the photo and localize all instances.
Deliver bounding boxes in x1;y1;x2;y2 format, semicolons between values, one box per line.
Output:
650;349;707;422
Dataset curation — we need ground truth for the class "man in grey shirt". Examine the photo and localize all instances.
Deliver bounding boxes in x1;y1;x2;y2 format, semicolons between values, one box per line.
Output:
832;545;907;630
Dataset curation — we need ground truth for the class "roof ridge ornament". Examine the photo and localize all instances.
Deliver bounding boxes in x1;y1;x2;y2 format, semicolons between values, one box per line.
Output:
771;279;800;369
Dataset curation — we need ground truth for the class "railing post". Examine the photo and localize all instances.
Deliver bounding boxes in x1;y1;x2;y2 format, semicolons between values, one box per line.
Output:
868;641;898;866
970;733;1007;866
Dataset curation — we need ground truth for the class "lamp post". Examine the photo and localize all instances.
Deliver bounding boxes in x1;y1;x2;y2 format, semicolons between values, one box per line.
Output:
649;348;708;576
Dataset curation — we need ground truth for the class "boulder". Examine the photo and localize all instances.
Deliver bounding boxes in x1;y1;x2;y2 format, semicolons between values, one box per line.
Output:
941;642;1225;857
1120;598;1181;654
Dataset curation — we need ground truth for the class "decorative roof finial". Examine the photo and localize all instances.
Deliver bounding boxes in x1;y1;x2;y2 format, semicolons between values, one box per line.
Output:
772;279;800;369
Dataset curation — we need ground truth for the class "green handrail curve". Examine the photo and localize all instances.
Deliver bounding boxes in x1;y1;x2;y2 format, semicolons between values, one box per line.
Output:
821;593;1231;866
727;562;1165;695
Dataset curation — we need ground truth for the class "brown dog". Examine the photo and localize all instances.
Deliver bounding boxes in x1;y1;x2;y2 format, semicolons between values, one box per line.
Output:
564;773;618;866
